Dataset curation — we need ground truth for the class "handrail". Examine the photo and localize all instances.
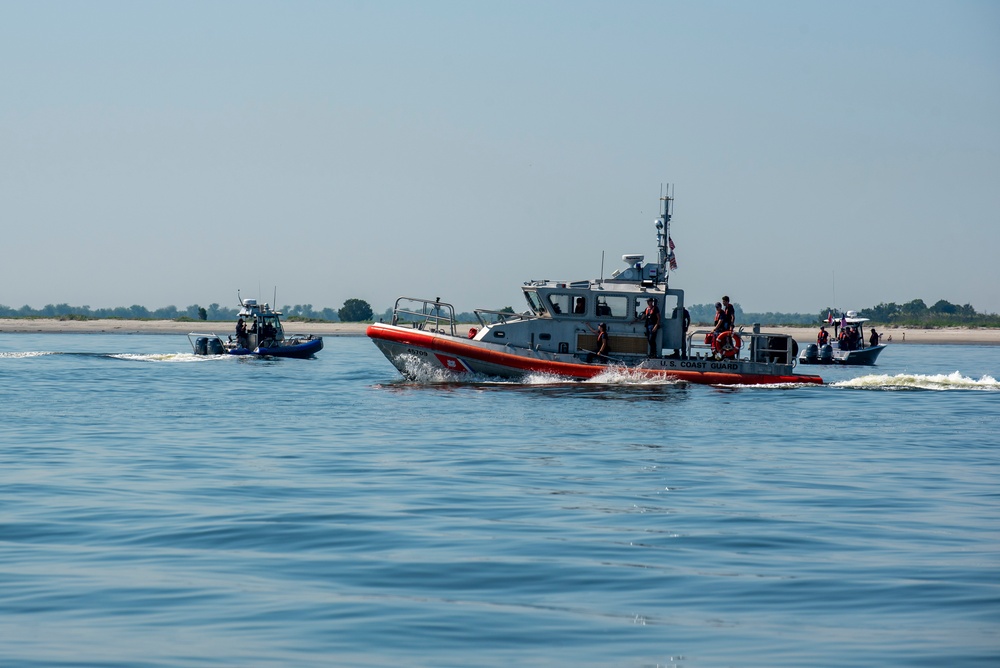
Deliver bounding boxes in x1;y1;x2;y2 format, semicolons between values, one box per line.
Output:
473;308;530;328
687;328;796;364
392;297;458;337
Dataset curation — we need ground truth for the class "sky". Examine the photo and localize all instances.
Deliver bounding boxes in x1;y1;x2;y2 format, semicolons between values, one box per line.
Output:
2;1;998;316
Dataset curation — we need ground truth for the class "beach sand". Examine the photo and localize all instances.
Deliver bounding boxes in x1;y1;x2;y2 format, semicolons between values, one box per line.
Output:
1;319;998;345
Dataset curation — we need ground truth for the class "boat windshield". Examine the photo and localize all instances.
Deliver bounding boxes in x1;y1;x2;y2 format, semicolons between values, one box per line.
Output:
261;315;283;339
523;290;545;316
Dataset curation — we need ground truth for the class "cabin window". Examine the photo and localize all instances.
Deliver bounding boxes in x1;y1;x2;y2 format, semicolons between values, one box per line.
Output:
661;294;680;320
632;295;679;320
595;295;629;319
493;330;506;338
547;293;585;317
539;333;551;341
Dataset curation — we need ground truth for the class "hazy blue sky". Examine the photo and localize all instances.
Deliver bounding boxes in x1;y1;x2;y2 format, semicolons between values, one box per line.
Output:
3;1;998;315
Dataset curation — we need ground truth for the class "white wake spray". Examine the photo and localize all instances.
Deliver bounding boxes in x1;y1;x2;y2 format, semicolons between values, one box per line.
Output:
109;352;227;363
833;371;1000;391
0;351;55;358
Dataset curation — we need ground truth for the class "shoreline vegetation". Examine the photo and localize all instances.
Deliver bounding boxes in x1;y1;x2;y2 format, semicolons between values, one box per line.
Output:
1;318;998;345
3;298;997;330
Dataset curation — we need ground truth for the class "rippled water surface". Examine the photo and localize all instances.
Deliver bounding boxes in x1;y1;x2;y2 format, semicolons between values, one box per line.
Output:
2;334;998;667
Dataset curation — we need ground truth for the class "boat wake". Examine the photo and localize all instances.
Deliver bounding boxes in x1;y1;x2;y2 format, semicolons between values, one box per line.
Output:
833;371;999;391
0;351;55;359
0;351;226;363
726;381;823;389
109;352;228;363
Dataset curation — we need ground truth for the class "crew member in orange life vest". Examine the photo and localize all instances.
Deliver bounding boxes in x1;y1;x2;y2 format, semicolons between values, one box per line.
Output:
639;298;661;358
712;302;726;334
817;326;829;346
587;323;609;363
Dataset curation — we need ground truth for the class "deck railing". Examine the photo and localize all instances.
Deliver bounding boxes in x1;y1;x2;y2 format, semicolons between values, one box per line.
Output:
391;297;457;337
687;328;797;365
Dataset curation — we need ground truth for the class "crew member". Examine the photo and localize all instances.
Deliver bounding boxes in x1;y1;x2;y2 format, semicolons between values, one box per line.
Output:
236;317;248;349
817;326;829;346
672;305;691;358
587;323;609;363
721;295;736;331
869;328;879;348
712;302;727;334
639;298;661;358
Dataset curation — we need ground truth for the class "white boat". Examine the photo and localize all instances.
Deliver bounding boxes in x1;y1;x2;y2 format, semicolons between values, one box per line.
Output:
799;311;887;365
368;192;823;386
188;298;323;358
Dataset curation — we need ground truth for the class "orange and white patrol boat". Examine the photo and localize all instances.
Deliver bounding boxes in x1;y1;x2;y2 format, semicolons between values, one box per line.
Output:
367;192;823;386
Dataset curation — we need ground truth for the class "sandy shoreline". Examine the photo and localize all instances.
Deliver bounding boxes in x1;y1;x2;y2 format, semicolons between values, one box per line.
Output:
1;318;998;345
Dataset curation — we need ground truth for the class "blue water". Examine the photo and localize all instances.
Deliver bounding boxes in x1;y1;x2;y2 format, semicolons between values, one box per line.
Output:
2;334;998;667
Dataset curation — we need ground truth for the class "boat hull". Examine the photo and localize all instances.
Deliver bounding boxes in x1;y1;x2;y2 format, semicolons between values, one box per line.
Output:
368;324;822;385
227;337;324;358
799;344;886;365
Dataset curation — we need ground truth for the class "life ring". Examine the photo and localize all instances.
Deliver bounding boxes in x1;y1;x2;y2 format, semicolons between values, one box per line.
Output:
714;330;742;358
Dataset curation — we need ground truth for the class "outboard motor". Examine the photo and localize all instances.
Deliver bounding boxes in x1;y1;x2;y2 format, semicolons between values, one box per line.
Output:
819;344;834;363
803;343;818;364
194;337;208;355
207;338;225;355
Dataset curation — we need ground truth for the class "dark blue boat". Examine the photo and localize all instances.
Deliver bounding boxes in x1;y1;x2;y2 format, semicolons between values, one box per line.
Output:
189;298;323;358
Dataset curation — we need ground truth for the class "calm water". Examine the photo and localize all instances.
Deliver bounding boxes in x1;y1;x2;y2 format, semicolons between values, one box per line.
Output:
1;333;998;667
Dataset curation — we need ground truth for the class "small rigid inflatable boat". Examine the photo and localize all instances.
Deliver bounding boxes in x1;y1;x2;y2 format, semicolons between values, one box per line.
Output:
189;298;323;359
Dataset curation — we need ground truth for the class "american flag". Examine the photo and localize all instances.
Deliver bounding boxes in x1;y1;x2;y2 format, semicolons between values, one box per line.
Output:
668;252;678;271
668;236;675;251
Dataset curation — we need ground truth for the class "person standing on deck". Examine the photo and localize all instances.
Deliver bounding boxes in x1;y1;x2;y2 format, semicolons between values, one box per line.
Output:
587;323;610;363
721;296;736;332
639;298;661;358
236;317;249;349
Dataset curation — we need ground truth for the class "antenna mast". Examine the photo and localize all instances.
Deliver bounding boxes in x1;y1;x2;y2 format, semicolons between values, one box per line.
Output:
656;184;673;283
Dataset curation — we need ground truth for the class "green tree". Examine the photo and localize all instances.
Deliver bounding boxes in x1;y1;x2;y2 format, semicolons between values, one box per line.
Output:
900;299;927;316
338;298;373;322
198;307;208;321
929;299;957;315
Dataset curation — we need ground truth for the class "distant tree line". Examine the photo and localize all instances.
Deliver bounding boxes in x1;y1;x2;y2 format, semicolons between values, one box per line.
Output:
687;303;817;326
0;303;230;321
0;299;380;323
4;297;995;327
824;299;999;327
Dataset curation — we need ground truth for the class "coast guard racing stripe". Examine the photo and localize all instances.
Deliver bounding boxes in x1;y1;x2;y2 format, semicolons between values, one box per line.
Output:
434;353;472;373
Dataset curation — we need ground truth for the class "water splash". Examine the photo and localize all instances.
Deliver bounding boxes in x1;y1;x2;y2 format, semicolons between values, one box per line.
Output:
394;354;499;384
726;381;821;389
109;352;225;363
834;371;999;391
585;366;682;386
0;351;55;359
